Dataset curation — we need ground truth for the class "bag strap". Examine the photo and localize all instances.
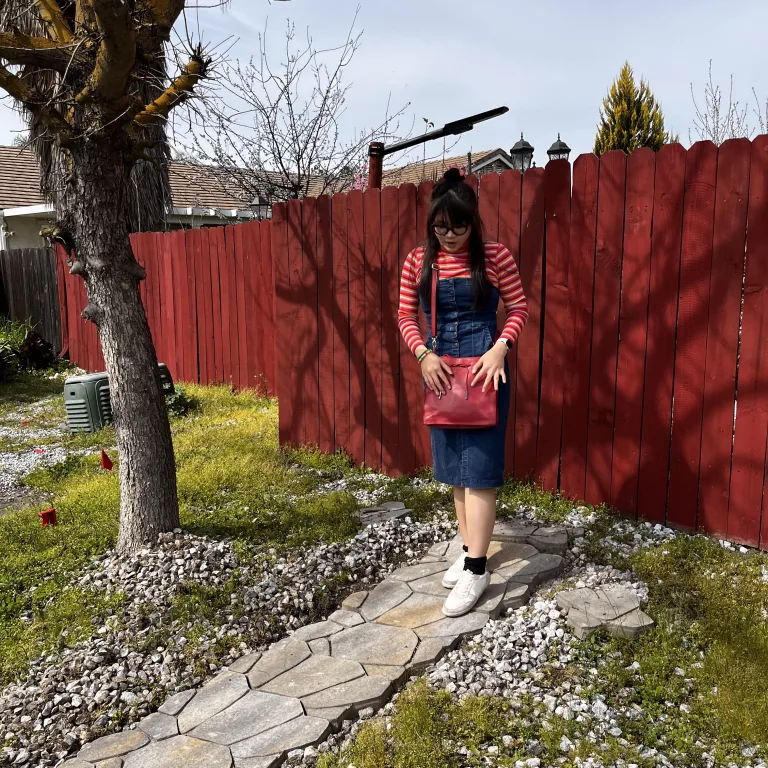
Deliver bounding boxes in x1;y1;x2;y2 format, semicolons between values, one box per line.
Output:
430;263;438;351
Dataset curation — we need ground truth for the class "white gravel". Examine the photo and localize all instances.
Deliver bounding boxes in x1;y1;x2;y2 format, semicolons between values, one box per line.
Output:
0;510;455;767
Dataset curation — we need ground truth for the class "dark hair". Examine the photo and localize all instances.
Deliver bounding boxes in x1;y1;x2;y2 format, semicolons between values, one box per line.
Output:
419;168;489;308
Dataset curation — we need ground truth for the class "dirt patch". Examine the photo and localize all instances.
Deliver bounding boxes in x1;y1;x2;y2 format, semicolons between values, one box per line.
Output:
0;483;50;518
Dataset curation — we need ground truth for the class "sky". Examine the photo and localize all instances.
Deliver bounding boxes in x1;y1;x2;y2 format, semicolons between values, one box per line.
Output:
1;0;767;167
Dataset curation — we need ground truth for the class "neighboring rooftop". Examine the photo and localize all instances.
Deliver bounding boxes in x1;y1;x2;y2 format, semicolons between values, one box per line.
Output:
0;146;251;211
0;146;501;211
382;150;494;187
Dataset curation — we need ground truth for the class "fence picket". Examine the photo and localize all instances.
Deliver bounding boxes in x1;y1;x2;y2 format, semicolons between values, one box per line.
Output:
397;184;419;477
381;186;401;472
364;188;383;470
218;226;235;386
331;194;351;452
514;167;545;481
585;151;626;506
611;148;655;516
414;181;434;471
537;160;571;491
244;221;261;391
272;204;292;444
561;155;599;501
347;190;366;465
637;144;686;523
498;170;523;477
731;136;768;545
668;141;718;531
699;139;752;539
317;196;335;453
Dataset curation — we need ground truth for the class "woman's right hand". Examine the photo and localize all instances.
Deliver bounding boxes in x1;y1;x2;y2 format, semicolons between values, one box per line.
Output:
421;352;453;395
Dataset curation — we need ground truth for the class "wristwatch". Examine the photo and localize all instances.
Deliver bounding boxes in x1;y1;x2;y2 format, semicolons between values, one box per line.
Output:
497;338;512;351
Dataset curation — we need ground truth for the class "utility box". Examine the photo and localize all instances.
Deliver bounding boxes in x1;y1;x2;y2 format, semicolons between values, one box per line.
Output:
64;363;174;433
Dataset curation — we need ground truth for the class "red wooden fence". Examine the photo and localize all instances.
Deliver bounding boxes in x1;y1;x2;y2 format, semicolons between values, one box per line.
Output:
59;137;768;549
58;221;276;393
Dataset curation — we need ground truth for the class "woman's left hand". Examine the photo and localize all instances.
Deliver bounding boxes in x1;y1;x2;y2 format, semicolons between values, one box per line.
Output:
471;342;508;392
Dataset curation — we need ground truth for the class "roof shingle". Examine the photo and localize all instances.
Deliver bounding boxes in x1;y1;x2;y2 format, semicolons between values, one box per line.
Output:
0;146;252;211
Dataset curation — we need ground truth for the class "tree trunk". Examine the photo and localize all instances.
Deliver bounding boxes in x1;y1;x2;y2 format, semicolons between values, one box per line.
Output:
66;139;179;553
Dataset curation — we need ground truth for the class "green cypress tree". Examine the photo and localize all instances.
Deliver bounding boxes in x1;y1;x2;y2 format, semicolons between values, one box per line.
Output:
594;62;678;155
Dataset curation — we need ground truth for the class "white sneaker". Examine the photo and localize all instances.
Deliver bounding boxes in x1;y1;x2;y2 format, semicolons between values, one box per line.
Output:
442;570;490;617
441;551;467;588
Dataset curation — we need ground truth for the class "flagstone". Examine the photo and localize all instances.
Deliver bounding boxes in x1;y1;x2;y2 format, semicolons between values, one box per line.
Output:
328;609;365;627
375;593;446;629
388;562;448;583
178;671;249;734
359;579;411;621
158;689;195;716
121;736;233;768
341;590;369;611
415;611;489;640
246;640;311;689
261;655;365;699
299;675;392;713
188;690;303;745
137;712;178;741
486;541;539;571
230;716;331;760
228;653;263;674
78;731;149;762
472;573;508;617
290;619;345;642
331;622;418;667
496;553;564;585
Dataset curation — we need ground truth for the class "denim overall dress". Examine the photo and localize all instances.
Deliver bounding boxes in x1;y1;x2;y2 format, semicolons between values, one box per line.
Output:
422;274;511;489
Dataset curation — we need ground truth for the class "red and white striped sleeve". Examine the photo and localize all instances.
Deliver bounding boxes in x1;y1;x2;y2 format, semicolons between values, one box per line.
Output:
494;243;528;345
398;248;424;355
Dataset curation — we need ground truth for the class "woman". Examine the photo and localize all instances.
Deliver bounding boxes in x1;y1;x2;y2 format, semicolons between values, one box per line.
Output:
398;168;528;617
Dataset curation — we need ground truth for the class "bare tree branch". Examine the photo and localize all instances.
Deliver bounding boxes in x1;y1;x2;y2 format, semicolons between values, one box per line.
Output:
0;61;71;135
79;0;137;104
134;48;209;124
178;11;411;207
0;30;83;70
34;0;73;43
689;60;760;145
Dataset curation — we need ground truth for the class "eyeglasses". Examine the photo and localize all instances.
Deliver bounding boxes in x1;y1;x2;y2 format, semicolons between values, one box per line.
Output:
432;224;469;236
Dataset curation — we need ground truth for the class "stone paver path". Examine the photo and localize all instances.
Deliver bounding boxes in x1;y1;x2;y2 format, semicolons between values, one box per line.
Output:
63;518;571;768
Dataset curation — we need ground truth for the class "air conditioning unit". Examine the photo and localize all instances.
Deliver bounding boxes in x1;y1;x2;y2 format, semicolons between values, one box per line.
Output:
64;363;174;433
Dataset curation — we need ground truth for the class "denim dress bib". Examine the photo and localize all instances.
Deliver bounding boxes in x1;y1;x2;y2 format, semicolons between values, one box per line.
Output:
421;276;511;488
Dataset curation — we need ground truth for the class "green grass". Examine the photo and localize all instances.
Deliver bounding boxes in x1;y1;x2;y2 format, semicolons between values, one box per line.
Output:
498;476;585;523
0;370;70;418
0;382;451;685
320;505;768;766
318;680;516;768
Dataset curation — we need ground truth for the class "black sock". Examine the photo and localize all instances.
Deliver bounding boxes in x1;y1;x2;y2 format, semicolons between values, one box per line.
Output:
462;544;468;553
463;555;487;575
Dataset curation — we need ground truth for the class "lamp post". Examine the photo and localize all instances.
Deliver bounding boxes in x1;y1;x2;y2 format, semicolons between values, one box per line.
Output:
547;133;571;162
510;133;534;172
251;195;271;221
366;106;509;190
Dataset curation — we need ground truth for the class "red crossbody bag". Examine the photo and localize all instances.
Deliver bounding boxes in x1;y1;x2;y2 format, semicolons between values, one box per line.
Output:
423;266;498;429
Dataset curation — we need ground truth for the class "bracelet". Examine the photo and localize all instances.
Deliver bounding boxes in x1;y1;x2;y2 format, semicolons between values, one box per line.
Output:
416;349;430;363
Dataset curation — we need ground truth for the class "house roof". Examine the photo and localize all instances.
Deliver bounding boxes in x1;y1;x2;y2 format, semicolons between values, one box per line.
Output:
0;146;252;212
382;150;495;187
0;145;503;211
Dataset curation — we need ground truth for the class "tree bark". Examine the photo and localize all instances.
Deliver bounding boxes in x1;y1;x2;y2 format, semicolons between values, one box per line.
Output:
66;138;179;552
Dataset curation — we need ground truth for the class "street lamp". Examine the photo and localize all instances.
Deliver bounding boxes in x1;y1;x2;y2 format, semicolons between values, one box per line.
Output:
547;133;571;162
510;133;534;172
366;106;509;189
251;195;271;221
